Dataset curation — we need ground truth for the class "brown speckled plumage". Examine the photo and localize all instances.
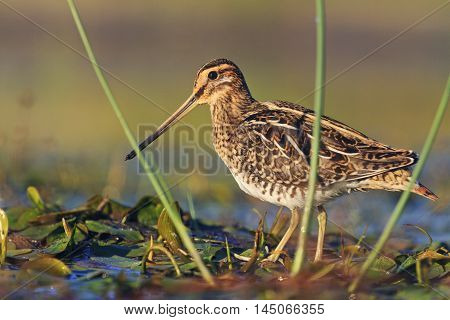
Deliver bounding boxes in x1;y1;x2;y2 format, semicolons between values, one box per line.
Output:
126;58;437;261
198;59;436;209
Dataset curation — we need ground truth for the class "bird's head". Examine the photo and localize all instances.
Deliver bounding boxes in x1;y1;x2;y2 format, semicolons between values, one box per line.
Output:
193;58;251;105
125;58;253;160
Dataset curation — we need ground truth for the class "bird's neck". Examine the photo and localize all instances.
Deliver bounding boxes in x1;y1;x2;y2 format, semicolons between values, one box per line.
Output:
209;88;255;125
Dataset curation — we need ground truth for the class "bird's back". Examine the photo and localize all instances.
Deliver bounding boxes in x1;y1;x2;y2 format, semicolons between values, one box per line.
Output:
211;100;436;208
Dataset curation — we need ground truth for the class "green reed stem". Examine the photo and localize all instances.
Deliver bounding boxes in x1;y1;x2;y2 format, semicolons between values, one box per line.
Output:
349;74;450;292
291;0;326;276
0;208;8;266
66;0;214;285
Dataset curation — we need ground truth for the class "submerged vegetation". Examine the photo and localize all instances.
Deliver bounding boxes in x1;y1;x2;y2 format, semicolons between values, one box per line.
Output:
0;186;448;299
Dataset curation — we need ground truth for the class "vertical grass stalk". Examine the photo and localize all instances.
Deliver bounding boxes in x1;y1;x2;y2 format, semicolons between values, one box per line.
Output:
0;208;8;266
349;74;450;292
186;192;200;231
66;0;214;285
291;0;326;275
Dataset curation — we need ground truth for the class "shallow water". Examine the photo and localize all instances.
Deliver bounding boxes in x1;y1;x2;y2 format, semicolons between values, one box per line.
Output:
1;152;448;300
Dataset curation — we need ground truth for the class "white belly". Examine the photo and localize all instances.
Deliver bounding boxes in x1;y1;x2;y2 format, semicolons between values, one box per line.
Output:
230;171;305;210
230;171;348;210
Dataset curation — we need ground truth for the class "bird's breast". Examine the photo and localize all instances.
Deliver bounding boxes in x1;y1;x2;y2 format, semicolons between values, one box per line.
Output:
210;123;350;209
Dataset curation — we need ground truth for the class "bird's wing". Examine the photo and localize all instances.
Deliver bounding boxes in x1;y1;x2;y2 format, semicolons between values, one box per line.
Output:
239;101;417;186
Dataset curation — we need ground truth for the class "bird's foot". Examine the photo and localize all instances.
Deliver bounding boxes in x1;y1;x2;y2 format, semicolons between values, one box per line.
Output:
263;254;280;263
262;249;289;264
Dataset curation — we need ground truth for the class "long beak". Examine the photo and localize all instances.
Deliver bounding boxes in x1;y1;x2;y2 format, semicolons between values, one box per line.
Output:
125;93;197;161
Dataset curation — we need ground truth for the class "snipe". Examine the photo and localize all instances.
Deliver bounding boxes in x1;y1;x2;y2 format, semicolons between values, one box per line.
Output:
126;58;437;262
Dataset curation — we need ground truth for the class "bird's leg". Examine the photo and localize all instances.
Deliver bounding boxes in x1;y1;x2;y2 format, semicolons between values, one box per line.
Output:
266;207;300;262
314;205;327;263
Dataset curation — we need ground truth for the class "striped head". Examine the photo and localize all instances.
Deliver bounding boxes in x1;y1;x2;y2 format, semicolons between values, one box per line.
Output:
124;59;254;160
193;58;253;105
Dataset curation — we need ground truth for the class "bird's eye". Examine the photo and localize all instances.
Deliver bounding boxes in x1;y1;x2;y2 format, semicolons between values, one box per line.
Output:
208;71;218;80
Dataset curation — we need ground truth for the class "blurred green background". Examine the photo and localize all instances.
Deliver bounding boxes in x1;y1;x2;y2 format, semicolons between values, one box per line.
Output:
0;1;449;237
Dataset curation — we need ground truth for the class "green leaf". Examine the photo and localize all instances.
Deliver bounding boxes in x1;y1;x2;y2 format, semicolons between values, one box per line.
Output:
89;255;141;268
125;245;148;258
91;242;147;258
157;209;184;255
397;255;417;273
19;222;62;241
21;257;71;277
6;248;33;257
83;195;105;209
179;262;197;272
43;226;87;255
29;208;92;225
134;196;163;227
364;256;397;281
85;220;143;242
395;285;446;300
426;262;448;280
26;186;45;211
6;207;40;231
43;238;71;255
107;200;131;221
83;195;130;220
372;256;396;272
309;263;336;281
200;243;222;262
236;249;254;258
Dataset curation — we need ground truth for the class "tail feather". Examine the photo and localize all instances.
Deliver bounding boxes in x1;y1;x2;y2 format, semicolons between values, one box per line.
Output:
413;183;438;201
